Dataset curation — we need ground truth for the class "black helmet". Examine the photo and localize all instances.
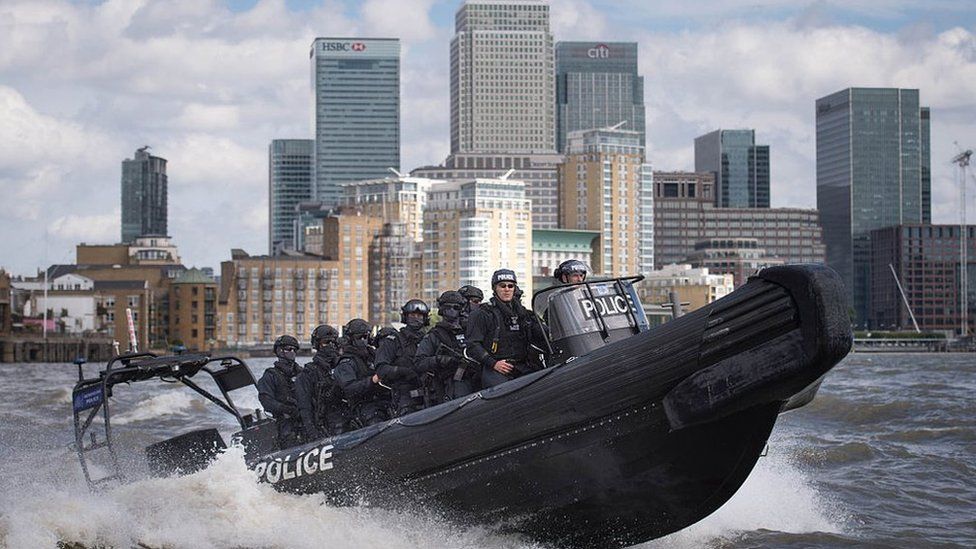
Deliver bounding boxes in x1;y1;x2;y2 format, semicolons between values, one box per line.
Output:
400;299;431;326
273;334;300;355
554;259;589;283
343;318;371;339
491;268;517;288
310;324;339;348
458;284;484;302
371;325;397;347
437;290;465;310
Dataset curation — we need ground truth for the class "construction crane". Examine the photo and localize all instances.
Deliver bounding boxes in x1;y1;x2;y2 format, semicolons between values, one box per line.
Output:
951;145;972;337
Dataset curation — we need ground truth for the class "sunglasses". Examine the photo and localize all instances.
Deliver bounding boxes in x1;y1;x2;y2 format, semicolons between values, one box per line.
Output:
496;283;516;289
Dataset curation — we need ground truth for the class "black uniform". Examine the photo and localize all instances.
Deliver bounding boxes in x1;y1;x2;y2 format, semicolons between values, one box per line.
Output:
296;349;347;440
257;359;302;448
334;343;389;427
416;321;480;402
465;297;548;388
375;326;426;416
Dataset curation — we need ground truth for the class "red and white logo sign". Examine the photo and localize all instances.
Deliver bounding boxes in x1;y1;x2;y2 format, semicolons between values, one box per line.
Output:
587;44;610;59
351;42;366;52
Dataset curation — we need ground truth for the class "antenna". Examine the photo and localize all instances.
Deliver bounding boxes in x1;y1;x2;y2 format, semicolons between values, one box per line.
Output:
952;144;972;337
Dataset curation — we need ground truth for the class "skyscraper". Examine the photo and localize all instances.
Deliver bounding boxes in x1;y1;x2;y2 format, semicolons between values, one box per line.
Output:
556;41;645;153
121;146;167;243
694;129;770;208
559;127;654;276
269;139;314;255
450;0;555;155
310;38;400;207
816;87;930;325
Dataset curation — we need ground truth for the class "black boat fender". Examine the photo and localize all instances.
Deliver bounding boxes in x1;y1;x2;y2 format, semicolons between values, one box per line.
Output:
662;264;853;430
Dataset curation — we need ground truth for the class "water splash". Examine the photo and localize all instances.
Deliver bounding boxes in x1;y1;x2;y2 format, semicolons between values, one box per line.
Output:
111;391;210;425
0;446;540;549
645;438;847;548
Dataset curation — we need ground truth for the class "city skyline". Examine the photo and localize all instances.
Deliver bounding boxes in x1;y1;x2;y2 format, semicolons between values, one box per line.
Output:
1;0;975;274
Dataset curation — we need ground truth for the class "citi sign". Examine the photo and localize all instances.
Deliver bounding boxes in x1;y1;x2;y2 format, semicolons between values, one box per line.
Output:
322;41;367;52
587;44;610;58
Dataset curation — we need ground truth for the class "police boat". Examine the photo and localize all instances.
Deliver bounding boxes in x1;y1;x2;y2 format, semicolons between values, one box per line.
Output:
71;264;851;548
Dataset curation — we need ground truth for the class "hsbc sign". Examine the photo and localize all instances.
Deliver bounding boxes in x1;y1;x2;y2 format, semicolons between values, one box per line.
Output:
587;44;610;59
322;41;367;52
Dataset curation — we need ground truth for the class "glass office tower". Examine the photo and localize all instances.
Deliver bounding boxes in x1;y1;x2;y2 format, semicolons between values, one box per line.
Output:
310;38;400;207
450;1;555;155
555;41;645;154
694;129;770;208
268;139;313;255
816;88;930;326
121;146;167;243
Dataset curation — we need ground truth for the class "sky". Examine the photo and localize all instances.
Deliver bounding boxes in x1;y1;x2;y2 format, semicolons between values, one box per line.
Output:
1;0;975;276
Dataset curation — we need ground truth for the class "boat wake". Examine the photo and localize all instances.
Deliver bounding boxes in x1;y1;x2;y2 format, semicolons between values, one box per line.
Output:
647;436;848;548
0;434;847;549
0;445;541;549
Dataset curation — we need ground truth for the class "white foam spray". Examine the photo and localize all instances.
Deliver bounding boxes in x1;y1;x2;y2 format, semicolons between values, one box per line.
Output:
0;446;540;549
645;436;848;548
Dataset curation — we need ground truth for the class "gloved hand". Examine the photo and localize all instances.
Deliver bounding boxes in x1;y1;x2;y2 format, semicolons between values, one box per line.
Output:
281;404;299;418
437;355;455;368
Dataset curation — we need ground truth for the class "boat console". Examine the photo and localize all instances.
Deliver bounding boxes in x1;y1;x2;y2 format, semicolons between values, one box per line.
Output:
533;276;649;360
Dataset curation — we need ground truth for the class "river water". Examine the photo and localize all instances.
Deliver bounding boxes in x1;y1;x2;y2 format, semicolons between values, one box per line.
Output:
0;353;973;548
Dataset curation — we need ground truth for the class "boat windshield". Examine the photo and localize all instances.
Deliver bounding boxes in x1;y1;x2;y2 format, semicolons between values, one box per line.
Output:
532;276;648;358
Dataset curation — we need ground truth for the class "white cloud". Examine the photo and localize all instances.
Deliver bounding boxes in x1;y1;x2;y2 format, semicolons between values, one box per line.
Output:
174;103;241;131
549;0;610;40
0;0;974;277
633;21;976;211
48;211;120;243
361;0;437;43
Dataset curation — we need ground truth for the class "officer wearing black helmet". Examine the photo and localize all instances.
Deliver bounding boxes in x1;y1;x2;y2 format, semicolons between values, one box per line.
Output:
416;291;480;402
257;335;303;448
554;259;589;284
465;269;549;388
458;285;484;308
376;299;430;416
458;284;484;330
334;319;389;427
371;325;397;349
295;324;347;440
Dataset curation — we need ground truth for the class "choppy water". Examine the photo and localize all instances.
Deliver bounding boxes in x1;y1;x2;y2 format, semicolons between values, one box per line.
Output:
0;354;973;548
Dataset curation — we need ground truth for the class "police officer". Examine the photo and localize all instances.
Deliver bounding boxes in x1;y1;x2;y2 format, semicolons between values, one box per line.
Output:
296;324;347;440
554;259;589;284
458;285;484;331
416;291;479;403
257;335;303;448
458;285;484;308
375;299;430;416
466;269;549;388
334;319;389;427
371;325;397;349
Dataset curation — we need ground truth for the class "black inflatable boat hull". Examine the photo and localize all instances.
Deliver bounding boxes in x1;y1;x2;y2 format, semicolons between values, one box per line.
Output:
252;265;852;547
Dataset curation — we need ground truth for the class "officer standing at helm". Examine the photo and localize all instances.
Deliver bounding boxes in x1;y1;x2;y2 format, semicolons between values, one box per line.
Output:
554;259;589;284
465;269;549;388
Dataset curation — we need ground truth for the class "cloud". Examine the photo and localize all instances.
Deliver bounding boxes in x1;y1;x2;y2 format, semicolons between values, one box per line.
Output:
361;0;437;43
48;211;120;243
633;21;976;212
0;0;974;277
549;0;609;39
